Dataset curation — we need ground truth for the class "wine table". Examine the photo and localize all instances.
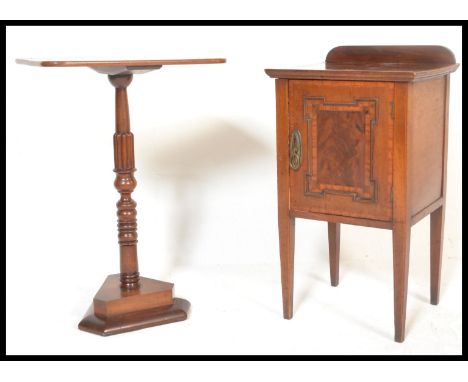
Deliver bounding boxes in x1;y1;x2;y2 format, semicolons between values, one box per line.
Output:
17;58;226;335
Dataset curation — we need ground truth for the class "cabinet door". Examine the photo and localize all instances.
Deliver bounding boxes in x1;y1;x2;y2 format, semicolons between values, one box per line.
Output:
288;80;394;221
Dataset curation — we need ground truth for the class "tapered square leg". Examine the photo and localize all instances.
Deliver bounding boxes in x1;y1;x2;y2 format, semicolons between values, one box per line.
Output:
275;79;296;320
392;222;411;343
279;213;295;319
328;222;340;287
430;205;445;305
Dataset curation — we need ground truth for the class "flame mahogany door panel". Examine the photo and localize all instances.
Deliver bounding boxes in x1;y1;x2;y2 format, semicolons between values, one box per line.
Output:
288;80;394;222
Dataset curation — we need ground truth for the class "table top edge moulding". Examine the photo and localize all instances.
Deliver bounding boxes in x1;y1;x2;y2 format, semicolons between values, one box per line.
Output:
17;56;226;336
16;58;227;76
15;58;227;67
265;45;458;82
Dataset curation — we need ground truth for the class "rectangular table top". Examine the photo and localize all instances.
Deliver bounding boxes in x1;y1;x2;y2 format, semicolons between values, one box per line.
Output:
15;58;226;67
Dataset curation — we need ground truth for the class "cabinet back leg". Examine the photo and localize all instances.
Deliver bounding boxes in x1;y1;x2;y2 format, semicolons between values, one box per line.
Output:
328;222;340;287
430;205;445;305
279;215;295;319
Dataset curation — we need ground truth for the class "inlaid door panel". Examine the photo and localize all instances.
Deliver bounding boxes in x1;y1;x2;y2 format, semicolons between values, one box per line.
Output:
288;80;394;221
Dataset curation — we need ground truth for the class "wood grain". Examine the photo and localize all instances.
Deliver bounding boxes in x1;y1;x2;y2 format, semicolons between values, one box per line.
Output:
275;79;296;319
268;45;458;342
79;297;190;336
409;77;446;216
292;209;393;229
17;56;232;336
430;206;445;305
430;75;450;306
16;58;226;67
92;275;174;318
392;82;411;343
266;46;458;82
305;97;377;201
328;222;340;287
289;80;394;221
317;111;365;187
16;58;226;75
326;46;456;66
109;74;140;289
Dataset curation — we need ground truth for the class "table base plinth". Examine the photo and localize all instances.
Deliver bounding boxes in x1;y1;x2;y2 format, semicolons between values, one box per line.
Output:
78;274;190;336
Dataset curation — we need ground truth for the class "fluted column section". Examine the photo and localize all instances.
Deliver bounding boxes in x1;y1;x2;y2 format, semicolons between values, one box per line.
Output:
108;73;139;289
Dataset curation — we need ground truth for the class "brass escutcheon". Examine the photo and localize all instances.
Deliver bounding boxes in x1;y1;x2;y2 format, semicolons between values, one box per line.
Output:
289;128;302;171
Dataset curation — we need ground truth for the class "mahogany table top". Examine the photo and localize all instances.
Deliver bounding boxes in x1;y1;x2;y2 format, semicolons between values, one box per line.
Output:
16;58;226;75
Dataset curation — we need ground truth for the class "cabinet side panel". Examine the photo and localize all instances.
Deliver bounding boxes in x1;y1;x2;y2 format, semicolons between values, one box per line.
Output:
275;79;291;213
409;77;446;216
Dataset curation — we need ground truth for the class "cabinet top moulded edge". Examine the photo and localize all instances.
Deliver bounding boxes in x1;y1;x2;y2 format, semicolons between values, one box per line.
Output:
265;45;459;82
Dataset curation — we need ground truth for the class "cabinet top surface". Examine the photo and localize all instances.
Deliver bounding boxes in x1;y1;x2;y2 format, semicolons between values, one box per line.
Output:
265;46;459;82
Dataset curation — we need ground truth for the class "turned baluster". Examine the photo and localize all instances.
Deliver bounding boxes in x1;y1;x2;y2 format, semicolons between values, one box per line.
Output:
109;73;139;289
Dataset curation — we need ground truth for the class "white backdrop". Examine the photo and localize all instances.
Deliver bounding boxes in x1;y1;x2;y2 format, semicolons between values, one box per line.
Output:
6;26;462;355
1;1;465;20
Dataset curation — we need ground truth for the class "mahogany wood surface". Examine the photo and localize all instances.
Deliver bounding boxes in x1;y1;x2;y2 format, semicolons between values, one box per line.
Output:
292;209;393;229
430;75;451;306
288;80;394;222
325;45;456;66
411;198;444;226
79;298;190;336
91;275;174;318
85;71;194;334
16;58;226;75
18;57;225;336
328;223;340;287
265;46;458;82
267;46;458;342
16;58;226;67
109;74;140;289
430;206;445;305
265;64;458;82
408;77;446;215
392;82;411;343
275;79;295;320
431;76;450;305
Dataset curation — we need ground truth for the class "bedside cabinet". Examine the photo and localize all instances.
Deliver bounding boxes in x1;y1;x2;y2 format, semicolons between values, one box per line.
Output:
265;46;459;342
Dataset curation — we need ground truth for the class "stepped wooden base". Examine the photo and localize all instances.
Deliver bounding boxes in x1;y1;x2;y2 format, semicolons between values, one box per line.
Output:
78;274;190;336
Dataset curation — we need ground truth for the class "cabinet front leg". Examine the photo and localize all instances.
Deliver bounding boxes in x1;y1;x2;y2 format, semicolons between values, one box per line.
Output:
279;212;295;319
392;222;411;342
328;222;340;287
430;205;445;305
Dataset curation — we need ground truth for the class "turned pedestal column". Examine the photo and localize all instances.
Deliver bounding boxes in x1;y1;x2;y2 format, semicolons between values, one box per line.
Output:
16;58;225;335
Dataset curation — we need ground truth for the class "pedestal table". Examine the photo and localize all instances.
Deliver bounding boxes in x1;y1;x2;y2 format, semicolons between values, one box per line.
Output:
16;58;226;335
